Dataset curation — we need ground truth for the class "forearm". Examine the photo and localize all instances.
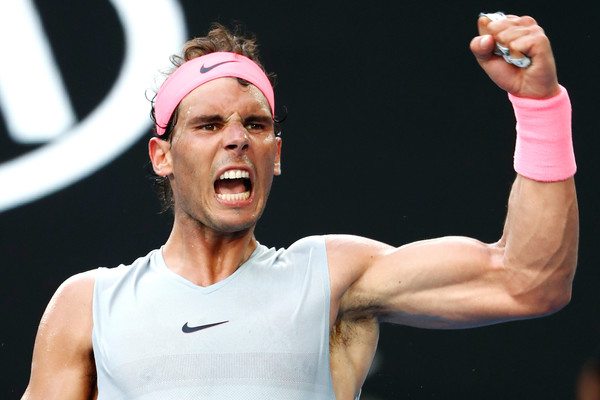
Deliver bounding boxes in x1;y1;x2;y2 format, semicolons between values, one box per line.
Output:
499;176;578;306
497;86;579;312
340;15;579;328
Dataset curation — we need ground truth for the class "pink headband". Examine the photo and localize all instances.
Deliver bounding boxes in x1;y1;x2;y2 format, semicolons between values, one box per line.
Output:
154;52;275;136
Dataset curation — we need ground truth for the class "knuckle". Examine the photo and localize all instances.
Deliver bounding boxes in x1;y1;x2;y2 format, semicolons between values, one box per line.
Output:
520;15;537;26
495;30;511;44
529;26;549;42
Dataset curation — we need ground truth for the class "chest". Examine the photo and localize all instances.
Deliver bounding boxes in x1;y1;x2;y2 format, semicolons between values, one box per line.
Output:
97;270;327;359
92;244;335;399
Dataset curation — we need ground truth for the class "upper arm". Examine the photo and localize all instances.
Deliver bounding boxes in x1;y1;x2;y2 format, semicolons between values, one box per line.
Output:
326;176;577;331
326;233;550;330
23;270;97;400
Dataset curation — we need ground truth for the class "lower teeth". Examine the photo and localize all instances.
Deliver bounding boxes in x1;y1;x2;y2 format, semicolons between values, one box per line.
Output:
217;191;250;201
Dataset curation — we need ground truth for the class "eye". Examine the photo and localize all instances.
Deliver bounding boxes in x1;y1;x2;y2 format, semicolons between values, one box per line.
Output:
245;123;265;131
245;121;276;134
199;123;220;132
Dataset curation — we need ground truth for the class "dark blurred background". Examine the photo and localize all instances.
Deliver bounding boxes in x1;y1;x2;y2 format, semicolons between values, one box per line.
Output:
1;1;598;398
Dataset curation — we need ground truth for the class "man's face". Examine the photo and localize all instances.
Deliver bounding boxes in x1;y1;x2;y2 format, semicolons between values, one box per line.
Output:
157;77;281;234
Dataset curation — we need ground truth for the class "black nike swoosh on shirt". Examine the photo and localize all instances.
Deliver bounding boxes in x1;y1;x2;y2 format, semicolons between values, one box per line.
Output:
182;320;229;333
200;61;236;73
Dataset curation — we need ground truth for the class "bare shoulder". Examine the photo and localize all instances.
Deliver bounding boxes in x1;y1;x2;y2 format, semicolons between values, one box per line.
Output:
325;234;393;297
50;269;98;305
324;233;391;300
23;269;98;399
37;269;98;344
40;269;98;334
58;269;97;299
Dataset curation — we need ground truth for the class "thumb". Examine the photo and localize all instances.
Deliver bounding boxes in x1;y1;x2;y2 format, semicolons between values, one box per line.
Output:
470;34;495;62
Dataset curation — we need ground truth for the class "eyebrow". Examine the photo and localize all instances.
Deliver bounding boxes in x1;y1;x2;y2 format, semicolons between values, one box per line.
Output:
242;115;274;125
186;114;274;126
186;114;225;125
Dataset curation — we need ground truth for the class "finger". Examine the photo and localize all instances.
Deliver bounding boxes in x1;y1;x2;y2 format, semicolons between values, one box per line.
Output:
509;32;551;62
478;12;511;35
498;28;531;59
481;15;537;42
484;15;538;36
510;15;537;27
496;25;547;60
470;34;496;62
477;14;493;36
478;14;542;64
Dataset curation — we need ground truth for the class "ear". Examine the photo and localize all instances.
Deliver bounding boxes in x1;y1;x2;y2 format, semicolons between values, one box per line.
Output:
273;136;282;175
148;137;173;177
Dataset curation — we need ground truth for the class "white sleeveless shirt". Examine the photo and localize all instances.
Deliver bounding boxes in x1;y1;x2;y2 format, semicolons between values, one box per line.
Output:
92;236;336;399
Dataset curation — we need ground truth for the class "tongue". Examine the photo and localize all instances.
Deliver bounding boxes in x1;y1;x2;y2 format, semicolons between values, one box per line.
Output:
215;179;247;195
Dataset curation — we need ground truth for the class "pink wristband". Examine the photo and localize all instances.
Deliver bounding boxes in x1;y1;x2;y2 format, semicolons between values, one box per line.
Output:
508;85;576;182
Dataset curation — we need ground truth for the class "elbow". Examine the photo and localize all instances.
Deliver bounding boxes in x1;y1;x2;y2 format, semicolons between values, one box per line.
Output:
505;247;578;319
537;256;578;316
516;274;574;318
513;289;571;320
537;287;572;316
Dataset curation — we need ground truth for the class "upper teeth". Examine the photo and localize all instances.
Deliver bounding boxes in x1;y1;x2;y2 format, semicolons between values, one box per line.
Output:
219;170;250;180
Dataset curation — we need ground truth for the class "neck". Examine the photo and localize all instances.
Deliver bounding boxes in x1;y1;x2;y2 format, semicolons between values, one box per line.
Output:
162;214;258;287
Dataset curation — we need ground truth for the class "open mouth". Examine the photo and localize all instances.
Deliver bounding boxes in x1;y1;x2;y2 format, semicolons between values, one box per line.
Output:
214;169;252;201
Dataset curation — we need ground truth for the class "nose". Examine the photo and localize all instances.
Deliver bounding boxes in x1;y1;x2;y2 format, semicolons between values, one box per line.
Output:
223;122;249;153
